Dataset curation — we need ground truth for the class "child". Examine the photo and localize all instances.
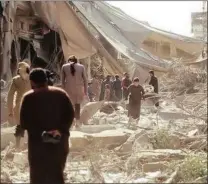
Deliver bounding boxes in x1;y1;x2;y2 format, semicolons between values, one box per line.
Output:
87;82;95;102
104;84;111;101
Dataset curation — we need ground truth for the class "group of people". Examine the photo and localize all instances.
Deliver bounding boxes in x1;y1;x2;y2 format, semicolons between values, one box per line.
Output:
6;55;158;184
87;71;158;121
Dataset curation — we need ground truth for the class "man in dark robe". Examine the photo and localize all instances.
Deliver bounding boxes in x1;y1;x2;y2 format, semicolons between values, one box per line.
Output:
112;75;122;101
122;73;132;100
128;77;145;122
149;70;159;107
20;68;74;184
99;75;112;101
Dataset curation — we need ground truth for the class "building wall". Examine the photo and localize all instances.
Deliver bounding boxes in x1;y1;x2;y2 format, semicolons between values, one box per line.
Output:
191;11;207;41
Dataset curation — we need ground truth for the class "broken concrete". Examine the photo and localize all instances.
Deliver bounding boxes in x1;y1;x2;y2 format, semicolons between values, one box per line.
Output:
80;101;105;124
76;124;116;134
70;129;130;151
1;126;130;152
136;149;185;163
158;111;191;120
115;129;153;155
142;161;168;173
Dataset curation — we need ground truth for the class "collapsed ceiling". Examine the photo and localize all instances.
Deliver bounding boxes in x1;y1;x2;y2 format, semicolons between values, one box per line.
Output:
0;1;206;83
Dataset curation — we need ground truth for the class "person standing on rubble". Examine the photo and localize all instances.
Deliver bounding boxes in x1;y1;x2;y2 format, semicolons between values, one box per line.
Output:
20;68;74;184
99;75;112;101
149;70;159;107
112;74;122;101
61;55;88;128
7;60;31;149
127;77;145;122
122;72;132;100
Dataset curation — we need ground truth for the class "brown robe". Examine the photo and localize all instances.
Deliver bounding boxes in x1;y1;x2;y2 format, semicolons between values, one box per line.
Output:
61;63;87;105
20;86;74;184
122;77;132;100
7;75;31;125
127;84;145;119
149;75;159;106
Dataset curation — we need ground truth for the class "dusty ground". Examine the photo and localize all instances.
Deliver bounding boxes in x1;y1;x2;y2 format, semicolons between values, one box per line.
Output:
1;96;207;183
1;65;207;183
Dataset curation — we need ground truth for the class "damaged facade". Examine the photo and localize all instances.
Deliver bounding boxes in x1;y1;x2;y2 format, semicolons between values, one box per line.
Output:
0;1;206;83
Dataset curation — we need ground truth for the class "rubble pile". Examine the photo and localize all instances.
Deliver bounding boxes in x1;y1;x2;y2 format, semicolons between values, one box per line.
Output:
1;98;207;183
1;67;207;183
160;64;207;95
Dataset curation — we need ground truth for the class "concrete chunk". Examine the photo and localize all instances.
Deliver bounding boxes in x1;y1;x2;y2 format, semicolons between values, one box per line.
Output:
76;124;116;134
1;127;130;152
137;149;185;163
142;161;168;173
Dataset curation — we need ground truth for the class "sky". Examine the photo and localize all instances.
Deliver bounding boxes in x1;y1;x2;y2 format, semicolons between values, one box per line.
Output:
107;1;204;37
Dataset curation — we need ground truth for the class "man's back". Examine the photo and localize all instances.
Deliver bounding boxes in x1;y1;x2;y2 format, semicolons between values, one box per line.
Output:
20;86;74;140
62;63;85;86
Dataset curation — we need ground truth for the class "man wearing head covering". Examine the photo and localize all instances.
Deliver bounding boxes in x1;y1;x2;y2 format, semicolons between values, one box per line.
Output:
127;77;145;122
122;72;132;100
112;75;122;101
20;68;74;184
99;75;113;101
7;60;31;149
149;70;159;107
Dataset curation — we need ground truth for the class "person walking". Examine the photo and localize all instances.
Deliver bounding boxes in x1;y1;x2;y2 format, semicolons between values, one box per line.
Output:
112;74;122;101
127;77;145;122
122;72;132;100
99;75;112;101
20;68;74;184
7;61;31;149
149;70;159;107
61;55;87;128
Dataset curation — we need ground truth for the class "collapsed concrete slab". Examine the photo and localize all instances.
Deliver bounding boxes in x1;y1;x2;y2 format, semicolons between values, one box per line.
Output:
158;111;191;120
115;129;153;155
70;129;130;151
1;126;130;152
136;149;185;163
75;124;116;134
142;161;168;173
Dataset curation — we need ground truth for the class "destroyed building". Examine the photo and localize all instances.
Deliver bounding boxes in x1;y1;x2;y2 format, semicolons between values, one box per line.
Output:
0;1;206;83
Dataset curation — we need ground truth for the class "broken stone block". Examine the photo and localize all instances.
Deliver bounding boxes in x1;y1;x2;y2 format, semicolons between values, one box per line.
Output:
100;102;118;114
1;127;28;150
143;93;161;106
70;129;130;151
158;111;190;120
136;149;185;163
142;161;168;173
80;101;104;124
188;129;199;137
115;129;153;154
77;124;116;134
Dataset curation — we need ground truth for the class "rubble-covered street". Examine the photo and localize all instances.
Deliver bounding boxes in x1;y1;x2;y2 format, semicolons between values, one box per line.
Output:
0;1;207;183
1;67;207;183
